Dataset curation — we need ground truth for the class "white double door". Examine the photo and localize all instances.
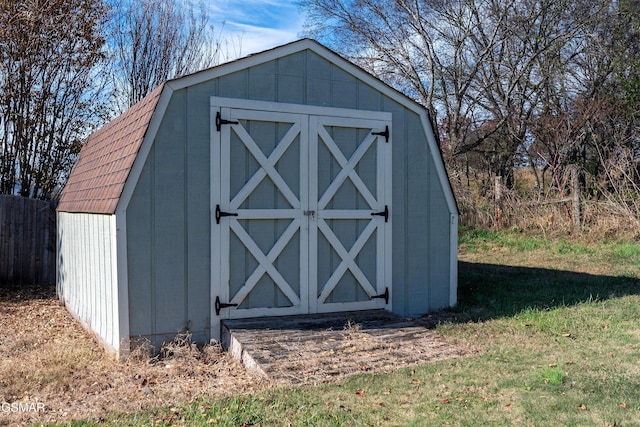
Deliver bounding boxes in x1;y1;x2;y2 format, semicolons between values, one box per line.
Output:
211;98;391;338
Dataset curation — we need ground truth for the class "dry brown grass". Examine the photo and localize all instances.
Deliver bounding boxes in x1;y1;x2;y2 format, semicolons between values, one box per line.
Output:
0;285;268;426
453;168;640;241
0;286;472;426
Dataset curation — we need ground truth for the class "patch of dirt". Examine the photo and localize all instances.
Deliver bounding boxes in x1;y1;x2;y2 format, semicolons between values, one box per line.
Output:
0;284;267;426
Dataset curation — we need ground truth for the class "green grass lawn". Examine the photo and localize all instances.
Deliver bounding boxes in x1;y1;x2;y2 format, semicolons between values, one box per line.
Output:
55;228;640;426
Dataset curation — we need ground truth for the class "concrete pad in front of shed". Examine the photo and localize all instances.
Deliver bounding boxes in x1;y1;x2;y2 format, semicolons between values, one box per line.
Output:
221;310;473;384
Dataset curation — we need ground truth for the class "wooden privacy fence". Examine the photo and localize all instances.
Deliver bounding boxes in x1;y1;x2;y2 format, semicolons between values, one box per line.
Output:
0;195;56;286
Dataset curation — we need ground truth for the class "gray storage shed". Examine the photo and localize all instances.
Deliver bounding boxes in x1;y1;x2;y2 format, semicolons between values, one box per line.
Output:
57;39;458;356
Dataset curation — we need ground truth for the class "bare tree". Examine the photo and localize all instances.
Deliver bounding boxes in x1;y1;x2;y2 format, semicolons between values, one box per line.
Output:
301;0;609;188
108;0;221;112
0;0;109;199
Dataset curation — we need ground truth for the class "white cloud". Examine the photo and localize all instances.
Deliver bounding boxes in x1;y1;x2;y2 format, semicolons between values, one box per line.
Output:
201;0;305;59
218;21;304;58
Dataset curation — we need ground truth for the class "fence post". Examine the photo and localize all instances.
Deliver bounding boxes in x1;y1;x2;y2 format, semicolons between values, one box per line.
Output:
495;175;503;229
570;165;581;231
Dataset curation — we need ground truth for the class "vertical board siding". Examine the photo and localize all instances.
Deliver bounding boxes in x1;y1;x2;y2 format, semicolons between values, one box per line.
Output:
185;84;212;343
56;212;119;351
128;91;211;350
218;70;248;98
307;50;332;106
357;82;383;111
277;54;306;104
249;61;277;101
330;67;357;109
0;195;56;286
153;90;187;337
428;152;453;309
405;110;432;315
127;156;154;338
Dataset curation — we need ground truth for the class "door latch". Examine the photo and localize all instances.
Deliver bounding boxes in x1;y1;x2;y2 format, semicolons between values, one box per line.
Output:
303;210;316;219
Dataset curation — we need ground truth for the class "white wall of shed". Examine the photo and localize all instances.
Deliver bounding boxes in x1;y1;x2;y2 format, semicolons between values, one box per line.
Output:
56;212;121;353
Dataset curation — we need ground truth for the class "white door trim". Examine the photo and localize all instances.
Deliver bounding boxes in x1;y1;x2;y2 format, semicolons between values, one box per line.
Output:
211;97;392;122
210;97;392;340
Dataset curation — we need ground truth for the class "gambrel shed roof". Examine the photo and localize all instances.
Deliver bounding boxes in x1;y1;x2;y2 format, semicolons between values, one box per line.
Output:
58;84;165;214
59;39;457;216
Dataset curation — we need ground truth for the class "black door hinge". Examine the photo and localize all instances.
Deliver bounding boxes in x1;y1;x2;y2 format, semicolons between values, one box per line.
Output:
215;204;238;224
215;296;238;315
372;125;389;142
371;205;389;222
216;111;239;132
371;287;389;304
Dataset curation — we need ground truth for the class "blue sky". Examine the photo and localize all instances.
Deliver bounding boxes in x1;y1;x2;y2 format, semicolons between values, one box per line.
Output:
204;0;307;59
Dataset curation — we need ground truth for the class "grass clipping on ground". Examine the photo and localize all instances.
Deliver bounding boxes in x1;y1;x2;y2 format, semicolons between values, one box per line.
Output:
0;285;268;426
